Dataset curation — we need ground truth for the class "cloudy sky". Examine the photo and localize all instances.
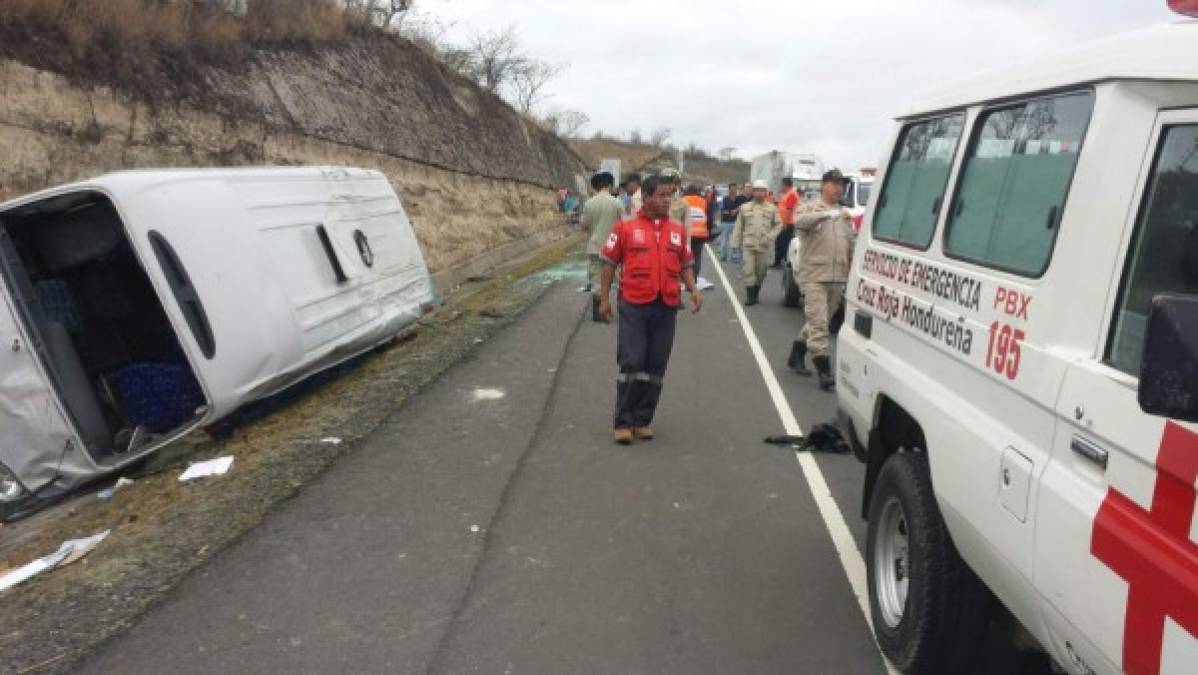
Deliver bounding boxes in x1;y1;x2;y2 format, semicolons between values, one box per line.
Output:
417;0;1179;169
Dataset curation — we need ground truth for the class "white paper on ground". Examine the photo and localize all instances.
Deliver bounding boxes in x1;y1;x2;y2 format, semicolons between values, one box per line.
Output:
98;477;135;501
0;530;111;592
696;277;716;291
179;456;235;482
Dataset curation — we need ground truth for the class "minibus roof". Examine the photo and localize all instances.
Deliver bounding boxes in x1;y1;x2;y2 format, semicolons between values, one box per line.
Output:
901;20;1198;118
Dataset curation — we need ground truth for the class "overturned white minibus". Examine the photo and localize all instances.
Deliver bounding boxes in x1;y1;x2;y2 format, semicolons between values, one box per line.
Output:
0;167;436;518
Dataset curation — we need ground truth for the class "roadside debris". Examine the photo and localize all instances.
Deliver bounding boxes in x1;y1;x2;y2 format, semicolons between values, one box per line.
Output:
0;531;111;592
97;478;135;501
763;422;850;454
320;437;343;446
472;388;506;402
696;277;716;291
178;456;235;482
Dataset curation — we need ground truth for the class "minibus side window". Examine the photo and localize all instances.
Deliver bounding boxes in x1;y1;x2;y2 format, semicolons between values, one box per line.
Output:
872;113;965;249
945;92;1093;277
1107;123;1198;376
148;231;216;360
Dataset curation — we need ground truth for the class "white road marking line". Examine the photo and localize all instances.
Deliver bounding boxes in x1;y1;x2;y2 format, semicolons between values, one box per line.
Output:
706;248;897;675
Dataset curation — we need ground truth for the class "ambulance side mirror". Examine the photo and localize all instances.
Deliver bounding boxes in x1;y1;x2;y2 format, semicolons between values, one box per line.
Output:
1138;294;1198;422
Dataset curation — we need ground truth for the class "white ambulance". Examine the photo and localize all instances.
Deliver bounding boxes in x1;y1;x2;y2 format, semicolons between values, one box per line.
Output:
0;167;435;520
836;6;1198;675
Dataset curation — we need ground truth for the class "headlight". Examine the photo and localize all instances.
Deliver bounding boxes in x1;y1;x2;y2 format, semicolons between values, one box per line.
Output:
0;462;27;503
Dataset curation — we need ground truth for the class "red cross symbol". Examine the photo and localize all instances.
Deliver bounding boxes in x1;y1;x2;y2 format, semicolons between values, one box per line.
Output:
1091;422;1198;675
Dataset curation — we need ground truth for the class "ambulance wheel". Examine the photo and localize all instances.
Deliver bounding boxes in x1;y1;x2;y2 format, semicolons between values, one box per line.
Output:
866;451;991;673
781;267;801;307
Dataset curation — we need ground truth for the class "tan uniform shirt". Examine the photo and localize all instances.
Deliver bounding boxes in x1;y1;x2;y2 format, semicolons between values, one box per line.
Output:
793;199;856;283
583;192;625;256
732;200;783;252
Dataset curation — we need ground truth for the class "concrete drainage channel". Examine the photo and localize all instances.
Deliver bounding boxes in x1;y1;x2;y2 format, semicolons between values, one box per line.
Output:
0;234;585;675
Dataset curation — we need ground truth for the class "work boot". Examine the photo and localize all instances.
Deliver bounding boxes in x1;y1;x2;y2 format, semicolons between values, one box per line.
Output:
614;428;634;445
633;427;655;441
813;356;835;391
744;285;760;306
788;341;812;376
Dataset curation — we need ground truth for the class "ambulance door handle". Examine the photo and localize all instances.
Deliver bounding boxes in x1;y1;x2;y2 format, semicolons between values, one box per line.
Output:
931;196;942;216
1045;205;1059;230
1070;435;1108;470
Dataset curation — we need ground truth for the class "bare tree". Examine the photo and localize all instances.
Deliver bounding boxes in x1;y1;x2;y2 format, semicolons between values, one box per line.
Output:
464;26;527;92
341;0;414;30
510;60;562;114
649;126;671;147
629;129;643;144
719;146;736;162
559;110;590;138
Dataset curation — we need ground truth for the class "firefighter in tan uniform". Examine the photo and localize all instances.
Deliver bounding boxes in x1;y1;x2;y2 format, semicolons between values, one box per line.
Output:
788;169;855;390
731;180;782;306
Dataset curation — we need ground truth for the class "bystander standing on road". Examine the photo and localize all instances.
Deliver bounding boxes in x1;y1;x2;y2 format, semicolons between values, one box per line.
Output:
581;171;625;321
597;175;702;445
731;180;782;306
624;173;642;218
663;169;688;230
717;183;743;262
705;186;721;245
682;184;711;278
788;169;855;390
772;177;799;268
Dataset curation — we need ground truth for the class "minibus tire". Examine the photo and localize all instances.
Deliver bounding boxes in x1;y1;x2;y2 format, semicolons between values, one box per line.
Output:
866;451;990;673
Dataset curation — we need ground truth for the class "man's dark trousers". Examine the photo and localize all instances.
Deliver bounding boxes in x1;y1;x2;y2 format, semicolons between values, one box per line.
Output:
614;298;678;428
774;225;795;266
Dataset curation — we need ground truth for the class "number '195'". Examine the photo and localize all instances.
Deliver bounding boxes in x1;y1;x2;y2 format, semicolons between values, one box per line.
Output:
985;322;1025;381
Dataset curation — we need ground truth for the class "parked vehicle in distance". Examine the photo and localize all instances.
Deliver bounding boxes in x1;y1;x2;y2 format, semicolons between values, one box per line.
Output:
0;167;436;520
841;169;875;232
838;9;1197;674
750;151;825;197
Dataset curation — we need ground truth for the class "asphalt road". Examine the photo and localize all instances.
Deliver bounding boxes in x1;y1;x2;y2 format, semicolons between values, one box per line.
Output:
80;252;890;674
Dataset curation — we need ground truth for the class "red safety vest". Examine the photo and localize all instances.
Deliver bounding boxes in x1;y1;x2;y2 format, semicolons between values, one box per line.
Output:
601;214;689;306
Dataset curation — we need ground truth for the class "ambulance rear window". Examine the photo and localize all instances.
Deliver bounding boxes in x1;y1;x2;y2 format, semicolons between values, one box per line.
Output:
872;113;965;249
944;91;1093;277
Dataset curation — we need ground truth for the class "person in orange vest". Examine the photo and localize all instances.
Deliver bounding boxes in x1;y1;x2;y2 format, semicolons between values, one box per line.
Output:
597;175;702;445
772;176;800;268
681;184;711;277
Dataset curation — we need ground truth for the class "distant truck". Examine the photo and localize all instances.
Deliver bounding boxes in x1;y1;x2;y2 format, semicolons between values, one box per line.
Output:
749;151;825;197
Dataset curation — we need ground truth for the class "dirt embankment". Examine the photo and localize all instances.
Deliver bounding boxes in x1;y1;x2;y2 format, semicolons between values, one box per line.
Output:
0;31;587;274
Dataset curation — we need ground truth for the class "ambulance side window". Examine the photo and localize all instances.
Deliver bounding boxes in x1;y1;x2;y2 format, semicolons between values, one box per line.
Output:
1107;124;1198;376
872;113;965;249
944;91;1093;277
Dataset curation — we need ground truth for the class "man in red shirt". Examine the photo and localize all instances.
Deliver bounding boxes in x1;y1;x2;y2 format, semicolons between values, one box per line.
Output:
597;175;703;445
773;177;800;268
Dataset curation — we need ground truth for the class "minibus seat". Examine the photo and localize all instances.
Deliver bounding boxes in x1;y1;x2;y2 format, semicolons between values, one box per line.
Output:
41;319;114;455
33;211;123;274
78;267;134;320
34;280;82;335
106;362;204;433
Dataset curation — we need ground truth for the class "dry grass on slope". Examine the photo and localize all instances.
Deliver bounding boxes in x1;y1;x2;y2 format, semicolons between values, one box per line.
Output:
0;0;351;66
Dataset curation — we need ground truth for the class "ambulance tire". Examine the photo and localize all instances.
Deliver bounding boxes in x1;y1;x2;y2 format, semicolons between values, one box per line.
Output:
781;267;801;307
866;451;991;674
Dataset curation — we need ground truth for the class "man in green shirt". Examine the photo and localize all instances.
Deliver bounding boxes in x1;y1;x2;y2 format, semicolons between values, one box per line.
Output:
582;171;625;322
